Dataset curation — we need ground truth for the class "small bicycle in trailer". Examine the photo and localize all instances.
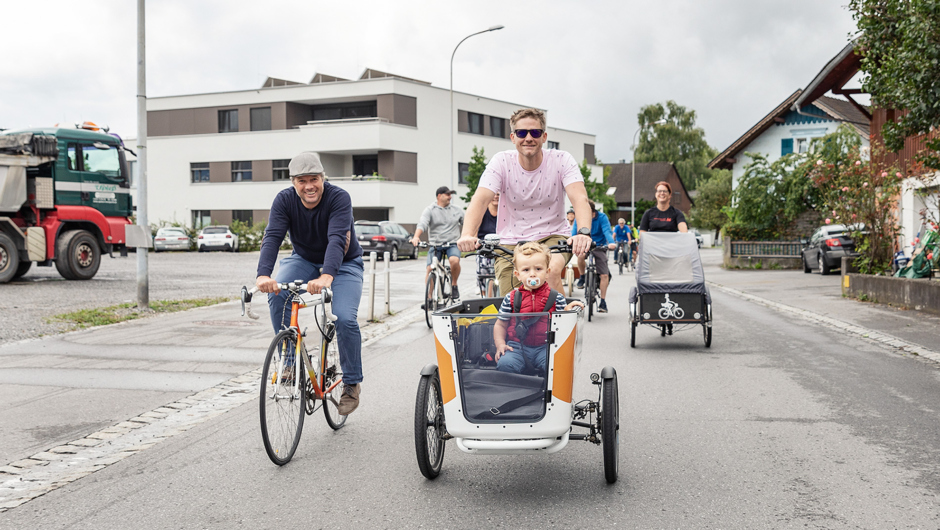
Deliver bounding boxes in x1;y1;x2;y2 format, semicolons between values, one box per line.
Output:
240;281;347;465
628;232;713;348
414;235;620;483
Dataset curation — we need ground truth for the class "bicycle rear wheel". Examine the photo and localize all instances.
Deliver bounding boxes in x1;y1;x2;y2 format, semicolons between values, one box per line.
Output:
320;336;347;429
260;329;306;465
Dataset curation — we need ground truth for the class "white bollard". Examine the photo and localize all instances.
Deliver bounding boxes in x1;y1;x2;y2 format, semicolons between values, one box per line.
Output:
383;251;391;315
368;251;377;321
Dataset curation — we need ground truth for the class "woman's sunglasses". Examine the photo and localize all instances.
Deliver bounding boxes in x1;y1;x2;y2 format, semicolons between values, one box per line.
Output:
513;129;544;139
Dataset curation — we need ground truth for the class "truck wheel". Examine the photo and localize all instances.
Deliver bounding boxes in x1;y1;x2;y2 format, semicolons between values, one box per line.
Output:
0;233;19;283
12;261;32;281
56;230;101;281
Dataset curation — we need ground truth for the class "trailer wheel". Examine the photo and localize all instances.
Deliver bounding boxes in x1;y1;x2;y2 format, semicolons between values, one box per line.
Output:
56;230;101;281
0;233;19;283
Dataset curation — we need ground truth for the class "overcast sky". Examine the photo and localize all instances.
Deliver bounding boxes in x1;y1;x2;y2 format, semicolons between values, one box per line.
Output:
2;0;863;164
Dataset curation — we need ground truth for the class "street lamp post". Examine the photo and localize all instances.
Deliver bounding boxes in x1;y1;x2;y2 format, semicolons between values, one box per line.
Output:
631;118;667;226
450;25;504;193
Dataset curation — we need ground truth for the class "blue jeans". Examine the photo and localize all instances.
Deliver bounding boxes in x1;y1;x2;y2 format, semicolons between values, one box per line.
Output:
267;254;364;385
496;341;548;375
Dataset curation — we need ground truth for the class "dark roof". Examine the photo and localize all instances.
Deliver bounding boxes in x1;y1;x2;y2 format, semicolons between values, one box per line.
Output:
814;95;870;137
605;161;691;204
708;90;802;170
793;40;862;110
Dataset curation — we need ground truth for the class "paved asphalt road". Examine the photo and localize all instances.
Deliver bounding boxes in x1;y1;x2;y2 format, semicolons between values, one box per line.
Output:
2;248;940;528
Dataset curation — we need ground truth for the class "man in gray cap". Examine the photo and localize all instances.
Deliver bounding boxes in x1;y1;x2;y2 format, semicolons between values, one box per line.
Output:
256;151;365;415
410;186;464;302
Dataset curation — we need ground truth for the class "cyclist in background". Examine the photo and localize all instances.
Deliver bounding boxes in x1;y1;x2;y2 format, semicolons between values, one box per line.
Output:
638;180;688;334
412;186;465;302
613;217;632;264
255;151;364;416
476;193;500;296
571;200;617;313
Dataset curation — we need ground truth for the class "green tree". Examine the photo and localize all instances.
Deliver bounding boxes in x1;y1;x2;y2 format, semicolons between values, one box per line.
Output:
688;169;731;238
580;159;616;214
850;0;940;169
635;101;720;190
724;152;816;240
459;146;488;205
633;198;656;225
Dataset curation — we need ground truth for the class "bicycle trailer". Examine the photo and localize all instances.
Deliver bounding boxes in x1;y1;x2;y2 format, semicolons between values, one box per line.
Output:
629;232;712;347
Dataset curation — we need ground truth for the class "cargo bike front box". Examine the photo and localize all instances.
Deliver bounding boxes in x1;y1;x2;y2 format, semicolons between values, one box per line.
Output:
414;297;620;483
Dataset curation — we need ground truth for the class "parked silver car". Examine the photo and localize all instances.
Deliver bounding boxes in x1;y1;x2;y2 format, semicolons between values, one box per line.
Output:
198;225;239;252
153;227;191;252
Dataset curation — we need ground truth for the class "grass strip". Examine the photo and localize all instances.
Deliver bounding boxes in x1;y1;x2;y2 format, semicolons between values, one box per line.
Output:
48;297;231;330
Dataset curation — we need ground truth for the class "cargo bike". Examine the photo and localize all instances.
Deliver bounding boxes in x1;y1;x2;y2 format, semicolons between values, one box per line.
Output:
629;232;712;348
414;236;620;483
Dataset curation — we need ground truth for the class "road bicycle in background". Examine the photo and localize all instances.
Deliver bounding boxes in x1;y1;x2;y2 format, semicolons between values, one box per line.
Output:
475;254;497;298
420;242;458;328
240;282;346;465
615;242;633;274
581;247;604;322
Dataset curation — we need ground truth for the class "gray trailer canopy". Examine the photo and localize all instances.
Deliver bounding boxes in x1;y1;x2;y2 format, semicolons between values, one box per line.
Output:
635;232;707;295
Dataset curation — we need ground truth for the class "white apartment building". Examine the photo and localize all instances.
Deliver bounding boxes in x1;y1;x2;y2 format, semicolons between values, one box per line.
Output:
145;69;598;232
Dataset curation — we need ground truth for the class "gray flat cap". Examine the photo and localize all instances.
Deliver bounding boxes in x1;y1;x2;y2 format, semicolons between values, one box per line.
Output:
288;151;325;177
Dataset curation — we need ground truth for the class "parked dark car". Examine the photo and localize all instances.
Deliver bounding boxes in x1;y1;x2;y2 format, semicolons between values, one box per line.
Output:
801;224;859;275
354;221;418;261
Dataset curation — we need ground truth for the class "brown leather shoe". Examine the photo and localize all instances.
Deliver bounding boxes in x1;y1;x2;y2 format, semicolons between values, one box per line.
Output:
337;383;360;415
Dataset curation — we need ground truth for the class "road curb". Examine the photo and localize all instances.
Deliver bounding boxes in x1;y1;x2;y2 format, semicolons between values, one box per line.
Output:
707;281;940;365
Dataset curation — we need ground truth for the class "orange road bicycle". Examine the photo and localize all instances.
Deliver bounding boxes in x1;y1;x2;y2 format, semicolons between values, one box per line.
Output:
241;281;346;465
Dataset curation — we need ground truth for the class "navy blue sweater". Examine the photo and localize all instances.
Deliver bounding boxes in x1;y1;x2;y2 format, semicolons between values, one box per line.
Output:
257;183;362;278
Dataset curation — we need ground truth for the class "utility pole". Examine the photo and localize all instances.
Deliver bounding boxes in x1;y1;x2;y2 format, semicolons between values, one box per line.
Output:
136;0;149;309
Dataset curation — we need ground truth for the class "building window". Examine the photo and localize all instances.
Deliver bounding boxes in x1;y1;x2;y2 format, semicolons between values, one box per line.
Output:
468;113;484;135
353;155;378;176
191;162;210;182
781;138;794;156
273;159;291;180
547;141;560;150
218;109;239;133
250;107;271;131
232;210;253;227
796;138;809;154
192;210;211;229
312;101;377;121
232;161;252;181
458;162;470;185
490;116;505;138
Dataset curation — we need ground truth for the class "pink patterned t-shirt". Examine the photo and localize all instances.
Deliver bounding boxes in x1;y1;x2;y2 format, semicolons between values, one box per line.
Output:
478;149;583;244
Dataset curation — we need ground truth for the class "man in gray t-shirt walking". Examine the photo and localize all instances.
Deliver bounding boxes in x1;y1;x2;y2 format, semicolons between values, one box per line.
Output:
411;186;465;300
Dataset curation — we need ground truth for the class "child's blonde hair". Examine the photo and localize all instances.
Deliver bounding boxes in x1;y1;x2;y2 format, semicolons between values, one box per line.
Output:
513;241;551;268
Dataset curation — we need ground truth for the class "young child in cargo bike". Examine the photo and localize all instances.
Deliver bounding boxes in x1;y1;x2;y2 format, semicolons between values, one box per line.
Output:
493;242;583;374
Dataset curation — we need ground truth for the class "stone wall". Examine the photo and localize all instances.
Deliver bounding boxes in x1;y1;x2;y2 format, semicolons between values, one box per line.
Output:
842;262;940;315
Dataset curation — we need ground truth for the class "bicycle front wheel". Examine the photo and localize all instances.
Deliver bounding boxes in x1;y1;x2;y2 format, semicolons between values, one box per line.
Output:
586;272;596;322
321;336;347;430
260;329;306;465
424;272;437;328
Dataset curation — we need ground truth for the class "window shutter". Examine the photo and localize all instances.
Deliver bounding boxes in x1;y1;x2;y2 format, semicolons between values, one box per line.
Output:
781;138;793;156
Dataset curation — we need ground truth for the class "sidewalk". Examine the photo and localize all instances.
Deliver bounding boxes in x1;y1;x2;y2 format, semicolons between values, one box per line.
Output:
699;248;940;362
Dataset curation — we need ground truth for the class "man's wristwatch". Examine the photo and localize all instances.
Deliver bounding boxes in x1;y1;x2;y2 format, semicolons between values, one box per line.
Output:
577;227;591;236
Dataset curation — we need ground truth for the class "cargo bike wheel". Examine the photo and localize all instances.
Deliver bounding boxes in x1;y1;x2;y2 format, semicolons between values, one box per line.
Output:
703;300;712;348
415;367;446;479
601;369;619;484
